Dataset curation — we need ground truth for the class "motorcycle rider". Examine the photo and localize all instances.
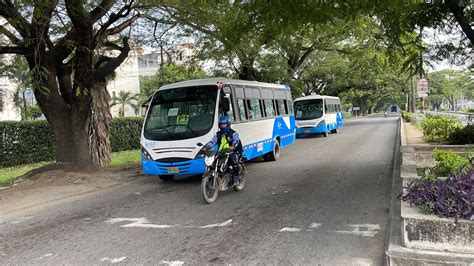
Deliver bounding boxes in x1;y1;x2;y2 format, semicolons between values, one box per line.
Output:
204;116;242;185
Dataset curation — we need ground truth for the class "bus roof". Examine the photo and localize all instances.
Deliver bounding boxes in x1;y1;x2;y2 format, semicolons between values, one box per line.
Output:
160;77;287;91
294;94;340;101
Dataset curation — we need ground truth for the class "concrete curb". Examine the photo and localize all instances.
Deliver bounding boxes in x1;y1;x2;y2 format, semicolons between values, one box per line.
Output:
385;117;474;265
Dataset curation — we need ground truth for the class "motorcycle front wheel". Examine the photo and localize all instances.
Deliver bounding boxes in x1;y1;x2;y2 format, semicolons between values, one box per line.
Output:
201;173;218;204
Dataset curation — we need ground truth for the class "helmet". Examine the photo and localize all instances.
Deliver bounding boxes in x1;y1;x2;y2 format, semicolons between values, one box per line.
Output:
218;116;230;127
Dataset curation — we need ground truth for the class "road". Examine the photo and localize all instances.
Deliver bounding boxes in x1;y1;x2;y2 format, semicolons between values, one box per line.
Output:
0;115;399;265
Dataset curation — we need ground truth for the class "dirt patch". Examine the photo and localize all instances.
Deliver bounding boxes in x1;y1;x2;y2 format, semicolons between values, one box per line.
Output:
404;122;427;145
0;164;145;220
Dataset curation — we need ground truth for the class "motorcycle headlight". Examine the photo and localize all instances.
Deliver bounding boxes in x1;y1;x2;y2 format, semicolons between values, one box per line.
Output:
205;156;215;166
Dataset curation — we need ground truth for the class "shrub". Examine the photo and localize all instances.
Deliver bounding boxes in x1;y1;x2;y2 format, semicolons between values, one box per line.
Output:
448;125;474;145
433;150;472;176
400;169;473;221
109;117;143;152
466;108;474;113
402;111;412;122
1;117;144;167
420;118;464;143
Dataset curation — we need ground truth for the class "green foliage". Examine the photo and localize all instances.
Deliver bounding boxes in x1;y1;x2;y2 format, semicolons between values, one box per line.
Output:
1;118;144;167
111;91;139;117
420;118;463;142
140;63;208;104
428;70;474;111
434;150;472;176
420;168;437;182
109;117;143;153
0;120;56;168
448;125;474;145
402;111;412;122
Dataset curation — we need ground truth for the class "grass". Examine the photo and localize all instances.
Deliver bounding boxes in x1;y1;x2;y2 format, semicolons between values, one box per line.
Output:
0;149;141;187
106;149;141;168
0;161;52;187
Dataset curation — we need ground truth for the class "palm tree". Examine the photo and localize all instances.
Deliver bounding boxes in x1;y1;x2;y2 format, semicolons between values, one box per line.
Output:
110;91;139;117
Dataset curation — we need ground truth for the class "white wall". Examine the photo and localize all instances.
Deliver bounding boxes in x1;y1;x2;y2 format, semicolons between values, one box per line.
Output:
0;76;21;121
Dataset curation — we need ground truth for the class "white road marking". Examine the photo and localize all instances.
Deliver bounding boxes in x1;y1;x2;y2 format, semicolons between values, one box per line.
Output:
134;192;141;195
106;218;233;229
334;224;380;237
160;260;184;266
11;216;33;224
39;253;57;259
100;257;127;263
279;227;302;232
198;219;233;228
309;223;322;229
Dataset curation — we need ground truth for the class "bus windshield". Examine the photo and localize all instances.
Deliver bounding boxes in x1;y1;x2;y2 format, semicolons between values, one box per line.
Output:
144;85;217;141
294;99;324;120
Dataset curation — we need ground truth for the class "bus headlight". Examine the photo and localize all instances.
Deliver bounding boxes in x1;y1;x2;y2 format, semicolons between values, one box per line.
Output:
317;120;325;127
141;146;153;161
194;146;208;159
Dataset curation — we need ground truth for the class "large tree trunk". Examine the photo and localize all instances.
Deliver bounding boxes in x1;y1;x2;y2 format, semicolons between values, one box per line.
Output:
88;80;112;166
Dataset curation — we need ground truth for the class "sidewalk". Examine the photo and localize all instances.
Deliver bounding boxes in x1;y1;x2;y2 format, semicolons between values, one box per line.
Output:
0;165;143;221
403;122;426;145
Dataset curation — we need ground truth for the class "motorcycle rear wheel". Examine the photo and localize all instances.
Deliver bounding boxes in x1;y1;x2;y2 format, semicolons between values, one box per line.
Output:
202;174;218;204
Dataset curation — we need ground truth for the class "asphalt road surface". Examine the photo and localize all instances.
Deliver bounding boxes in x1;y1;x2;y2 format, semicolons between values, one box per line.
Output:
0;114;399;265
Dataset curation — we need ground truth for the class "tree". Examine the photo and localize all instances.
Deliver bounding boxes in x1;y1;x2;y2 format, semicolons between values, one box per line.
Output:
140;62;207;104
428;69;474;110
0;1;140;168
111;91;138;117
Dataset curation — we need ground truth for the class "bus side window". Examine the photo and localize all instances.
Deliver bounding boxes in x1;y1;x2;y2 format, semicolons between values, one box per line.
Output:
264;99;274;117
248;98;262;119
273;99;279;116
223;87;235;121
278;99;286;115
237;98;247;121
286;100;293;114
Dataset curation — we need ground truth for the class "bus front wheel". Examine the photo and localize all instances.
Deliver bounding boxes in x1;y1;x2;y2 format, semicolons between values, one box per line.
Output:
263;140;280;161
159;175;174;181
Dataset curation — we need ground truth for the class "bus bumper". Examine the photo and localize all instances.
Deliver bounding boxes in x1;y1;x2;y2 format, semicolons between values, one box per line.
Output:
141;156;206;176
296;124;327;135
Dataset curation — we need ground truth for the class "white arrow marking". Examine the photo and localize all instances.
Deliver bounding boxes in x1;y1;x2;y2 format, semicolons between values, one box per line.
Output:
100;257;127;263
334;224;380;237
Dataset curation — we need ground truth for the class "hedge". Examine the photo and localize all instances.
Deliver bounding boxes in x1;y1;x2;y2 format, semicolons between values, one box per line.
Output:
1;117;143;168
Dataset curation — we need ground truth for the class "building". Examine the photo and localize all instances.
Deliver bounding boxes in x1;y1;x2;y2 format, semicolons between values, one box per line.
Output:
107;43;195;117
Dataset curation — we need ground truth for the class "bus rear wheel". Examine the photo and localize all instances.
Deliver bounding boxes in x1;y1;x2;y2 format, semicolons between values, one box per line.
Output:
263;140;280;161
159;175;174;181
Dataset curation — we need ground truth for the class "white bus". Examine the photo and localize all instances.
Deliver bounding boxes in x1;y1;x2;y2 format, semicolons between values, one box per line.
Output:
141;78;296;180
293;95;343;137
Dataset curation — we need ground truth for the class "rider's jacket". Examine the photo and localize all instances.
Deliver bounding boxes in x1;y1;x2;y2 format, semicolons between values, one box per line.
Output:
206;127;242;153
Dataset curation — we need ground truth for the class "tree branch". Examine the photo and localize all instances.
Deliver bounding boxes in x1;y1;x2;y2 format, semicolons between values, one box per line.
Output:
103;14;140;37
445;0;474;45
65;0;91;29
0;46;25;54
94;1;134;42
90;0;116;23
0;2;31;38
0;24;20;44
89;37;130;86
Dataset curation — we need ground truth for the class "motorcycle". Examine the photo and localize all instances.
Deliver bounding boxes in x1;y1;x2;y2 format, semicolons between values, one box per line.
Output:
384;111;388;118
197;143;246;204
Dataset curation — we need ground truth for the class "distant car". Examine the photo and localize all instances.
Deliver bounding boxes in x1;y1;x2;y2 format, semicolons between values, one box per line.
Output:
391;106;397;112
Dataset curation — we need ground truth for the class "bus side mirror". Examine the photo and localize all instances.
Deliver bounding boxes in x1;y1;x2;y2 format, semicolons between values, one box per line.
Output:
222;97;230;113
140;104;148;117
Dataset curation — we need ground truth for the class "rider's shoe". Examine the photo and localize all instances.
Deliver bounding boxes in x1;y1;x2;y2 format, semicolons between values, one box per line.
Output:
232;176;240;187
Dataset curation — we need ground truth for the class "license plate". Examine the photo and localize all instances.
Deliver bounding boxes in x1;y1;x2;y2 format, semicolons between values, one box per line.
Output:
167;167;179;174
304;129;311;133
